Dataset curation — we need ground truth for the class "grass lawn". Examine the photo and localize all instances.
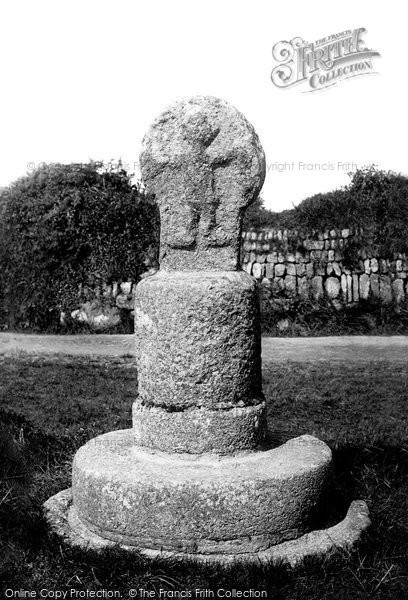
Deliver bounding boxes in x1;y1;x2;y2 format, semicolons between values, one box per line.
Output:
0;352;407;598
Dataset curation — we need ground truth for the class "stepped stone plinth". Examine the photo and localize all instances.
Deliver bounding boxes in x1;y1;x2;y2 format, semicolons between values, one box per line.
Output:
44;96;370;565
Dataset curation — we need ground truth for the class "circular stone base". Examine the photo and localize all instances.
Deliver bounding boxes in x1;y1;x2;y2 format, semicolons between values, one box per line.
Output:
44;489;370;567
68;430;333;553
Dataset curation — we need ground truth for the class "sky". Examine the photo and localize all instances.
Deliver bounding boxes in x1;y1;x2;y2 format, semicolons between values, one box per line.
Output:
0;1;405;211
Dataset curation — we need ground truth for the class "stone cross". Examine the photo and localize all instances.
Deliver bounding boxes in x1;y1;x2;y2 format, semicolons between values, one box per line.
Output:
135;96;268;453
45;96;369;565
140;96;266;271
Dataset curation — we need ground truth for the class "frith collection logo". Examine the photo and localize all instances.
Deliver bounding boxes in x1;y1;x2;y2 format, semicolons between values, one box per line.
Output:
271;28;380;92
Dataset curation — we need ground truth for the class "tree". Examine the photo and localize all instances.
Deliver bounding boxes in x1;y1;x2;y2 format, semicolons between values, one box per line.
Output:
243;196;275;229
0;161;159;330
261;167;408;249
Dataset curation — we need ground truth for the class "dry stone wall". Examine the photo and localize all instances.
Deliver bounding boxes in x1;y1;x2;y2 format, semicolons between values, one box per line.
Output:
67;271;157;330
69;227;408;331
241;227;408;309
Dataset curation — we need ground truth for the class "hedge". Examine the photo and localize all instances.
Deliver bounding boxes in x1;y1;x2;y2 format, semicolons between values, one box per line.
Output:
0;161;159;330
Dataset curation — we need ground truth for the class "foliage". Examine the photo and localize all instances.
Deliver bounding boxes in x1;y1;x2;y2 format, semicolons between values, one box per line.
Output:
0;162;159;331
245;167;408;255
242;196;273;229
288;166;408;239
260;294;408;337
244;166;408;254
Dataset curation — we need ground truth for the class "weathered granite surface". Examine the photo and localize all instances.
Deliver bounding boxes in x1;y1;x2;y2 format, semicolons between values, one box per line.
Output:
135;271;263;413
44;488;370;566
70;431;333;553
132;399;267;454
135;97;267;453
140;96;266;271
45;96;370;565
